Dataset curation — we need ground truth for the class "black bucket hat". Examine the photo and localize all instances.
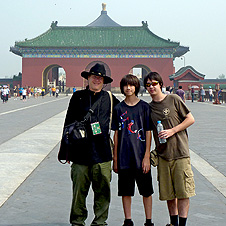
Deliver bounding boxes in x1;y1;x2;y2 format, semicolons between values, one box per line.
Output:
81;63;113;84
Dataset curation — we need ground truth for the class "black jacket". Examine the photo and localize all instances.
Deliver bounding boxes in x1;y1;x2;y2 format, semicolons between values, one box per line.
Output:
58;88;119;165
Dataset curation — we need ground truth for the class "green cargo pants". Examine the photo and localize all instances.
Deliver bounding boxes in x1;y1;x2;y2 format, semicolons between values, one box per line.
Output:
70;161;112;226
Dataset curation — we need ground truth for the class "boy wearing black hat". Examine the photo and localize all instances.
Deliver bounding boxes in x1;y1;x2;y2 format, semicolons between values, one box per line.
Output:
59;63;119;226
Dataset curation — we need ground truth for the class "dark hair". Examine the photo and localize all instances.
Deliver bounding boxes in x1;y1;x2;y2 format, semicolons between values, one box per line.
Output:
179;86;182;89
144;72;163;89
120;74;140;96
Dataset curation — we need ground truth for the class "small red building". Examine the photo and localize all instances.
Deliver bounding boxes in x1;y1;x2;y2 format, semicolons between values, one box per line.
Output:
10;3;188;91
169;65;205;90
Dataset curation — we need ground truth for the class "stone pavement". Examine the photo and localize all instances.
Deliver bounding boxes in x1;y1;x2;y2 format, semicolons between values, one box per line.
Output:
0;95;226;226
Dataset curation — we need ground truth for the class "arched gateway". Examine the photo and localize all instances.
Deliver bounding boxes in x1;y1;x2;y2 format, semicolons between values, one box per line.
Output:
10;3;188;91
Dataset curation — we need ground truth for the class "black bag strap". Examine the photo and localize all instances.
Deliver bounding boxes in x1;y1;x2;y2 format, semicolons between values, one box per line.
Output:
82;92;103;122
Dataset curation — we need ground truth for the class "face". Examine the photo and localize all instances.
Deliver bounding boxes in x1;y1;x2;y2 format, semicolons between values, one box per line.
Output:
88;74;104;92
146;79;161;96
123;84;136;96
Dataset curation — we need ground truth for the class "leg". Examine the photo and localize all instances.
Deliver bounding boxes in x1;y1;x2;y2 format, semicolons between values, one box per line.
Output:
172;158;195;226
143;196;153;219
91;161;111;226
118;169;136;225
178;198;189;218
167;198;178;216
122;196;132;219
70;164;91;226
167;199;179;226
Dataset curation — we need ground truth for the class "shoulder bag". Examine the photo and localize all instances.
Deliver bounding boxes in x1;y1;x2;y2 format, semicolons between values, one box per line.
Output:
58;95;103;164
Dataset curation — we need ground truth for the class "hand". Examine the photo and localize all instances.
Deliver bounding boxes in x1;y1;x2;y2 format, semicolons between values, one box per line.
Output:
113;159;118;173
158;129;175;139
142;157;150;174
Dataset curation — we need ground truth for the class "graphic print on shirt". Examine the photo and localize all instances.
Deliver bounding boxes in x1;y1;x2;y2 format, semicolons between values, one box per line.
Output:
128;120;137;134
163;107;170;119
120;111;145;141
120;110;129;129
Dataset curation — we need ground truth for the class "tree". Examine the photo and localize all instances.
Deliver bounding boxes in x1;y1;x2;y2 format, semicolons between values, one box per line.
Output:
217;74;226;79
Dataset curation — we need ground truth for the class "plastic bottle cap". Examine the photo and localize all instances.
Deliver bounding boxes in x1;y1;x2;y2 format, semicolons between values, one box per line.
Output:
157;121;161;124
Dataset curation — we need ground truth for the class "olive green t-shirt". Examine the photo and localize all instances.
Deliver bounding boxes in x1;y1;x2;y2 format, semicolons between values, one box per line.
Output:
149;94;190;161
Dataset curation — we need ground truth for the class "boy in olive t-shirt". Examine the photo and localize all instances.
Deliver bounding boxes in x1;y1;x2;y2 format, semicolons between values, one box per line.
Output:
144;72;195;226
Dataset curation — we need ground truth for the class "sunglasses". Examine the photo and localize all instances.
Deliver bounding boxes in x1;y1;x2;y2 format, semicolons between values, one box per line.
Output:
145;81;159;87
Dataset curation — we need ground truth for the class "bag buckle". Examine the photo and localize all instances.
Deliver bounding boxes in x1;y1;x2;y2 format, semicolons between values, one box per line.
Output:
89;109;94;113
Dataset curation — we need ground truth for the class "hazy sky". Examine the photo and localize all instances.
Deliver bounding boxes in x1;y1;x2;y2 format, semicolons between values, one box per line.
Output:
0;0;225;79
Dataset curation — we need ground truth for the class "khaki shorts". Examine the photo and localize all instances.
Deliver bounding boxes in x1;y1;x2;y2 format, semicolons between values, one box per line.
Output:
157;157;196;201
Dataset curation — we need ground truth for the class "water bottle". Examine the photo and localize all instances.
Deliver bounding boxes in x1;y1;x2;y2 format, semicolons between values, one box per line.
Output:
157;121;167;144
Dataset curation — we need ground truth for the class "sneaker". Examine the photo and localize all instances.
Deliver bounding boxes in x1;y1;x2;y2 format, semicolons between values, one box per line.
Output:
144;223;154;226
123;220;134;226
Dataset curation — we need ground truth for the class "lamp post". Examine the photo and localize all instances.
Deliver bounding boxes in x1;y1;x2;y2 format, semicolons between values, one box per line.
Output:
181;56;185;67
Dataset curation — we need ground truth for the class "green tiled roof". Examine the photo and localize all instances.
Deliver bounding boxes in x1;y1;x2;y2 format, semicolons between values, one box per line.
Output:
169;66;205;80
15;22;179;49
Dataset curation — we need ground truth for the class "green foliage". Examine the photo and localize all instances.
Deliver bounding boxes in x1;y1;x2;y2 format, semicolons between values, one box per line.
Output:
217;74;226;79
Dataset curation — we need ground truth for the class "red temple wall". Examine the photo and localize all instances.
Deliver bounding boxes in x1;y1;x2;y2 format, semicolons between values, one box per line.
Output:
22;57;174;88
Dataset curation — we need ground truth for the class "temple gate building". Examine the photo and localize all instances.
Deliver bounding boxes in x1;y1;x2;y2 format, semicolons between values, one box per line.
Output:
10;3;188;91
169;65;205;90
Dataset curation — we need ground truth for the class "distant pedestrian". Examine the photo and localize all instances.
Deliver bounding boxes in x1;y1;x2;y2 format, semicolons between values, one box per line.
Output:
208;86;213;102
0;86;2;100
13;86;18;100
27;86;31;99
218;89;223;102
56;88;59;97
34;87;38;98
2;87;7;103
41;87;45;98
38;88;42;97
176;86;185;102
200;87;205;102
49;87;52;96
19;87;23;100
22;87;27;102
30;87;34;96
165;86;170;95
191;87;195;102
170;87;174;94
5;86;10;102
162;85;166;94
52;87;56;96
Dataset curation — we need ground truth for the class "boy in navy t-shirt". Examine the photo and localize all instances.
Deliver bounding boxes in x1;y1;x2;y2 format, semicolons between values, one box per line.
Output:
112;74;154;226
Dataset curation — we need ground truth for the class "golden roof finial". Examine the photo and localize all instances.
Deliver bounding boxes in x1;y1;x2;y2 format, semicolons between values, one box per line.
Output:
102;3;107;11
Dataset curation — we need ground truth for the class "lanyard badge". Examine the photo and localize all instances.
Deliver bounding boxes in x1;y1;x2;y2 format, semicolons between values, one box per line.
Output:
91;122;102;135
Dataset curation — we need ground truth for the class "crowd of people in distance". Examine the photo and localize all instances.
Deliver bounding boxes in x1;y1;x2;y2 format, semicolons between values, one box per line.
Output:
0;85;60;103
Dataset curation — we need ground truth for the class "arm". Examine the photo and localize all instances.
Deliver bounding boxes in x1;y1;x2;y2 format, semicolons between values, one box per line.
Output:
113;130;119;173
142;131;151;174
158;112;195;139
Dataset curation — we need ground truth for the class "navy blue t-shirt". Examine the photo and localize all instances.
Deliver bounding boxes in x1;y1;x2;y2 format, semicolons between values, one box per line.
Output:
112;100;152;170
